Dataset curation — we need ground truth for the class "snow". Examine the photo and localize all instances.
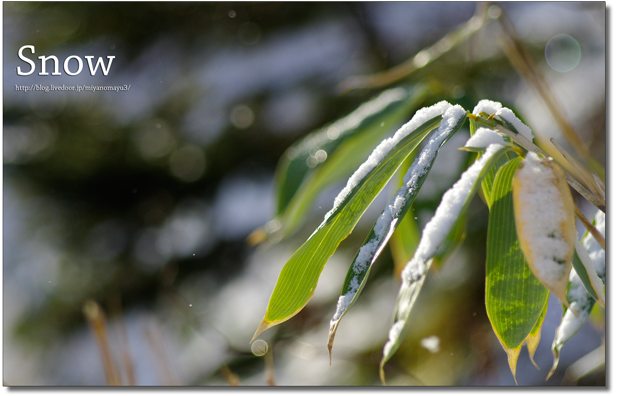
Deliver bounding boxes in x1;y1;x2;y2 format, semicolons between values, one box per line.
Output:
383;320;405;356
402;143;504;284
583;211;605;276
471;99;534;142
330;104;465;322
472;99;502;116
332;291;355;321
323;100;452;220
465;127;505;148
420;335;440;353
556;290;589;343
514;152;570;282
495;107;534;141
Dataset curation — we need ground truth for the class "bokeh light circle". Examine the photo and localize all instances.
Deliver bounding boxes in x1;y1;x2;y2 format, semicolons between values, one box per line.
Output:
251;339;269;356
545;34;581;72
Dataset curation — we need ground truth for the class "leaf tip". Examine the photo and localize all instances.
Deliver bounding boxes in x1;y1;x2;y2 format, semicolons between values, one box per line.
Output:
327;320;338;366
379;364;387;386
246;226;268;246
251;318;272;344
546;347;561;381
500;343;522;385
525;332;542;370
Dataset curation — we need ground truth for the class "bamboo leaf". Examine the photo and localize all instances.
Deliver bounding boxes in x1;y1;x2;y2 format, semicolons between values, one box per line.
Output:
379;143;511;384
389;206;419;277
389;152;420;277
327;106;467;361
513;154;575;309
272;85;428;237
548;211;605;379
253;102;456;340
485;157;549;384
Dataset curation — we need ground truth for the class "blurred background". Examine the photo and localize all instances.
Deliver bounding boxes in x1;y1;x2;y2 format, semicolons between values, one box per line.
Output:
3;1;605;386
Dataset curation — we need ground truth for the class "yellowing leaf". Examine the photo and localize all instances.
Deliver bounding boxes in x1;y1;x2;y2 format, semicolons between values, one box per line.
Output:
513;153;575;308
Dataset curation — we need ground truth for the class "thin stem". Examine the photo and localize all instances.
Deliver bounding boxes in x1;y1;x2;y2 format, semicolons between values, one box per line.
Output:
496;8;605;178
336;3;497;93
83;301;122;386
575;207;606;251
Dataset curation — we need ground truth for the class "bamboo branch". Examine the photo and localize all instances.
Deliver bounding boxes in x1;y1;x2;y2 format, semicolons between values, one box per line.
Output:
468;114;605;213
496;8;605;179
336;3;499;93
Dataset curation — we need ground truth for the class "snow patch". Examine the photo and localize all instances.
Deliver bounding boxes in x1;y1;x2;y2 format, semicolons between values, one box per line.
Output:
465;127;505;148
420;335;440;353
515;153;570;282
496;107;534;141
472;99;502;116
383;320;405;356
583;211;605;276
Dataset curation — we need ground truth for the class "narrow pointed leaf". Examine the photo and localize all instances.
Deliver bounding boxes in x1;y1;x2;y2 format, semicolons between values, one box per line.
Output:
485;157;549;384
548;211;605;380
389;151;420;277
273;85;428;236
389;204;419;277
253;102;455;340
389;153;420;279
327;106;467;360
380;143;511;384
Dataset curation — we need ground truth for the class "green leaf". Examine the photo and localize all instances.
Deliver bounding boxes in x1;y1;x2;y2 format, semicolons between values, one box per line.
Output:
274;85;429;236
485;157;549;384
379;143;510;384
548;211;605;380
327;107;467;361
253;103;453;340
